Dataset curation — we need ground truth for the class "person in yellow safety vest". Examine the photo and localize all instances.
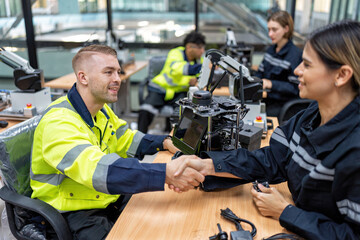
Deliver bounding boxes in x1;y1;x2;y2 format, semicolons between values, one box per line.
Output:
138;31;205;133
30;45;205;240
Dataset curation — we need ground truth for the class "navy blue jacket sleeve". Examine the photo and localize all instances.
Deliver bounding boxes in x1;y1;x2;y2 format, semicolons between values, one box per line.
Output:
270;78;299;99
135;134;167;159
107;155;166;194
202;145;288;184
280;205;360;240
188;63;202;75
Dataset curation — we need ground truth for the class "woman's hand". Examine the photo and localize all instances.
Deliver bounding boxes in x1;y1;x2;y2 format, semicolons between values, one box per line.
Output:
251;184;291;220
262;78;272;89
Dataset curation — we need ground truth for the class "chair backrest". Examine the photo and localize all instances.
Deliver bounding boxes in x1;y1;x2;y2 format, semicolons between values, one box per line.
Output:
278;99;313;125
139;56;167;105
0;115;41;197
147;55;167;80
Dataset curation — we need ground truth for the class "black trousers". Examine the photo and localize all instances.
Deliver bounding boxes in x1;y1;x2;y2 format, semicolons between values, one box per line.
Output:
62;194;132;240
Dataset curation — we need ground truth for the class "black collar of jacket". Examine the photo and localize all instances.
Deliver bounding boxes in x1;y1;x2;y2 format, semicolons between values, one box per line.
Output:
270;39;294;57
67;83;109;128
301;96;360;156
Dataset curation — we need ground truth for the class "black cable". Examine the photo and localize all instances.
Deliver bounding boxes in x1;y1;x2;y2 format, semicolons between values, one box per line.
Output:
262;233;303;240
220;208;257;237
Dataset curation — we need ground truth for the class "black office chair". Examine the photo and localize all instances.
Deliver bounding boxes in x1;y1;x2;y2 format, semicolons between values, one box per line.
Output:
138;55;167;106
0;116;72;240
138;55;176;119
278;98;313;125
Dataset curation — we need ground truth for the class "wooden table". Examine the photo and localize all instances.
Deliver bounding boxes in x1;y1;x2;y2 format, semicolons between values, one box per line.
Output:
107;118;294;240
44;61;148;115
0;120;22;133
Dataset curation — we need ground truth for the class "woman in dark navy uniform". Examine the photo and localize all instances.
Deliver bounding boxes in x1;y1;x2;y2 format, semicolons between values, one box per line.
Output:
176;20;360;239
255;10;303;117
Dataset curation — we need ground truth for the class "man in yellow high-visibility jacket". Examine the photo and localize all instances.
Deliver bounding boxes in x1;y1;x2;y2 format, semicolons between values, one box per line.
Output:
138;31;205;133
30;45;205;240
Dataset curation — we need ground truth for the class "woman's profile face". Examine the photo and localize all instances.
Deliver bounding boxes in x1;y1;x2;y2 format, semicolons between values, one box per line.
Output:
267;20;288;44
294;43;338;101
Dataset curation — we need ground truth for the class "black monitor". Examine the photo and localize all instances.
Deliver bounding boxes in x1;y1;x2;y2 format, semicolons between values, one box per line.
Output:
172;108;208;155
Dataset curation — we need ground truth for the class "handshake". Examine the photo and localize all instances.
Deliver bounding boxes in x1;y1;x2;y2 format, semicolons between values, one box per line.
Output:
165;155;215;193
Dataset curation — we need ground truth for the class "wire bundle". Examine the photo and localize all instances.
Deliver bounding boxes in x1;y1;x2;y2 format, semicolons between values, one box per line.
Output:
220;208;257;238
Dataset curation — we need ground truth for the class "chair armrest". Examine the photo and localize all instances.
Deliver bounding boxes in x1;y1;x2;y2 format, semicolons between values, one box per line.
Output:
0;186;72;240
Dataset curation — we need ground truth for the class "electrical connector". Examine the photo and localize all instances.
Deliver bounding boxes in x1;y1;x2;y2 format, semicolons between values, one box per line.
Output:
220;208;257;239
230;230;253;240
209;223;228;240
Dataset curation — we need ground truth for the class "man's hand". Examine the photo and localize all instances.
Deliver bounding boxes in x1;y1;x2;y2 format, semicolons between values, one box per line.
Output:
189;77;197;86
250;184;291;220
174;157;215;177
163;137;180;154
165;155;205;192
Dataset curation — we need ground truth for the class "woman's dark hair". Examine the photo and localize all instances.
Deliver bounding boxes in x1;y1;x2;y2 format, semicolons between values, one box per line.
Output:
308;20;360;92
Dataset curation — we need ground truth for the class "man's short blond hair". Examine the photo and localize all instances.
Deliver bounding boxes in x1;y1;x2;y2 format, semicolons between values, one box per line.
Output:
72;44;117;72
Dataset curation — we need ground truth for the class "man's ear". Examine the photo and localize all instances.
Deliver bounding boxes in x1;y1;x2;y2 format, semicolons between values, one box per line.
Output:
335;65;353;87
77;71;89;86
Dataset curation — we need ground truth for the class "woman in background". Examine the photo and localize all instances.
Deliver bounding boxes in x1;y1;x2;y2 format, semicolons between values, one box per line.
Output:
256;10;303;117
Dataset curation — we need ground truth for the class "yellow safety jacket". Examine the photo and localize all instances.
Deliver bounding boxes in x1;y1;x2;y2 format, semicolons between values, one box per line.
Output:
151;46;203;101
30;85;166;212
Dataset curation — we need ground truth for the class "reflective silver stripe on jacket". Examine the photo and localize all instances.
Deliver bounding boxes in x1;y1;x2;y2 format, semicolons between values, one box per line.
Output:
30;168;68;186
31;144;92;185
116;123;129;139
264;53;291;69
126;131;145;157
271;128;289;147
31;99;77;185
182;62;190;75
271;128;334;181
93;153;120;194
41;100;75;118
163;73;177;86
337;199;360;223
56;144;93;173
309;163;334;181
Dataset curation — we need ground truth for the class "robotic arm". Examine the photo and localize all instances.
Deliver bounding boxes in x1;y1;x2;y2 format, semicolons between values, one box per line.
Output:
172;49;263;155
0;47;44;91
197;49;262;104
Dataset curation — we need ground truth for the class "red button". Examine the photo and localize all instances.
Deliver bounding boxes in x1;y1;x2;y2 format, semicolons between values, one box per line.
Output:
256;116;262;120
26;103;32;108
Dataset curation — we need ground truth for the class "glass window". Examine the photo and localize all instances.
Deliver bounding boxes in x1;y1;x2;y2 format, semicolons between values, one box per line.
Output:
0;0;310;85
330;0;360;22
